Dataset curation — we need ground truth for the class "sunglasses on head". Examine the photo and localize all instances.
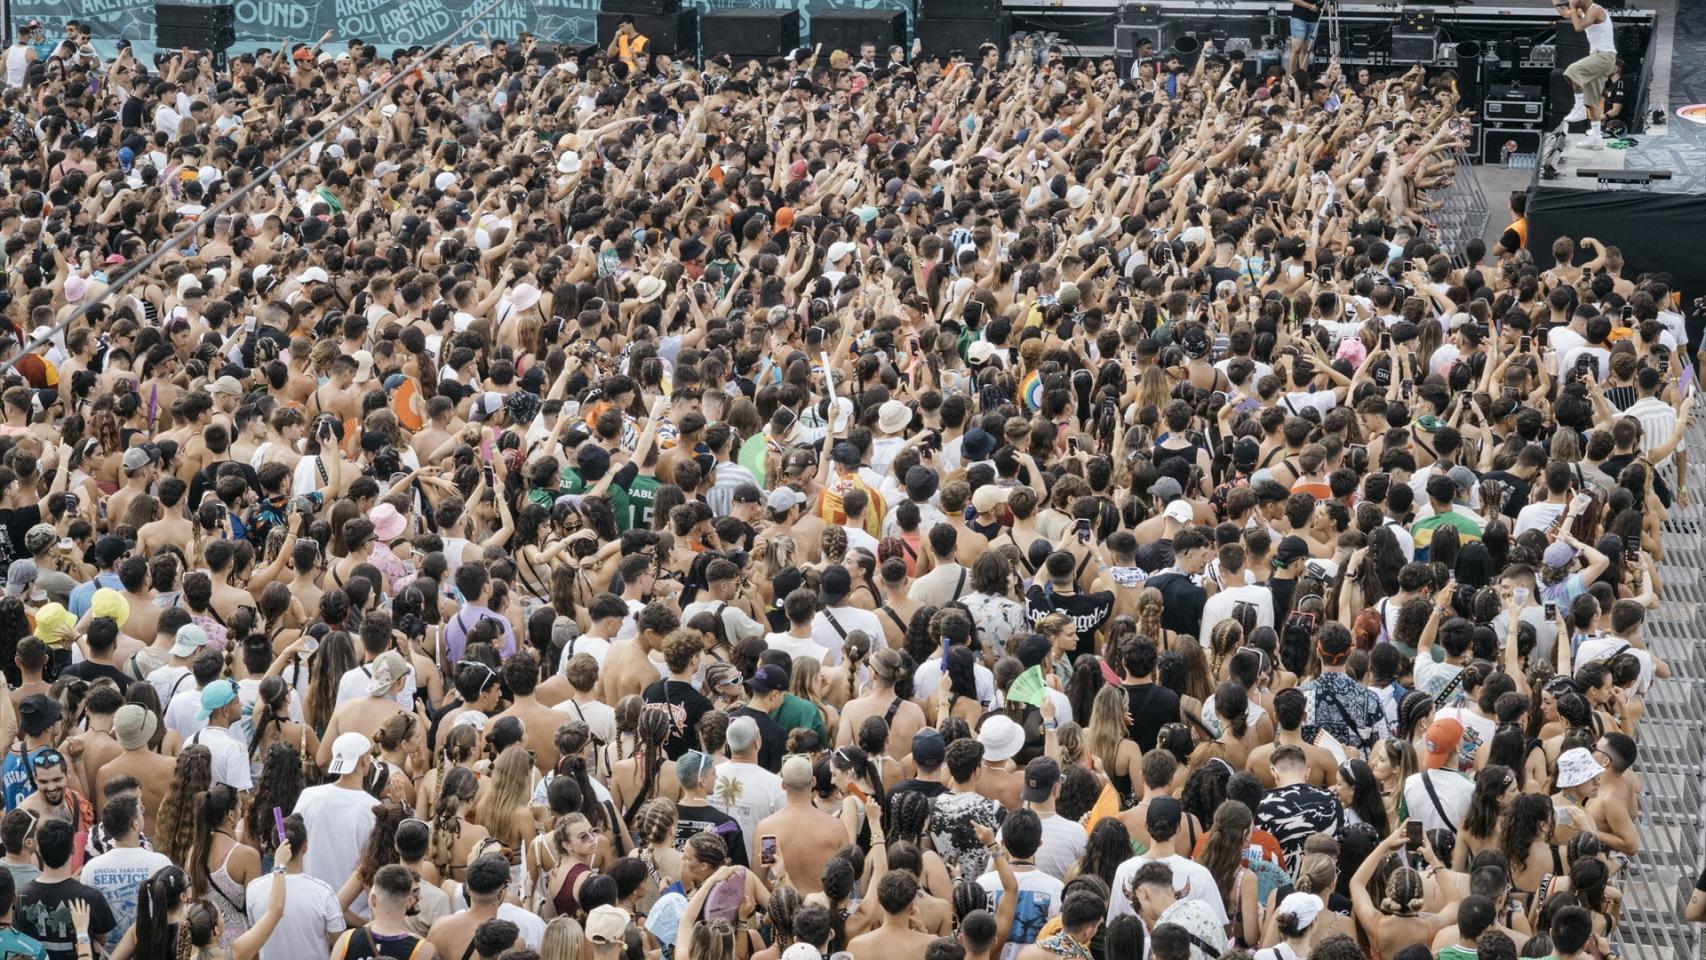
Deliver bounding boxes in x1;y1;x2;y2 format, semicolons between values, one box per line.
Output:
31;749;64;770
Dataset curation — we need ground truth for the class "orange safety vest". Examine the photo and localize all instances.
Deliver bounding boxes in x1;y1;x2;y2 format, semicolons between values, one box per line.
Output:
616;32;649;69
1506;216;1528;251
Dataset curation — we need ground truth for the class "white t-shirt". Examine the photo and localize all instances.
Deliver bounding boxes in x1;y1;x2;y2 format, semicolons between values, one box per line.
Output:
146;664;194;706
244;872;346;960
333;662;417;709
682;600;765;643
1513;501;1565;536
1575;634;1656;694
164;686;206;740
811;606;882;663
1198;583;1275;646
977;867;1064;960
708;762;785;862
765;631;832;666
913;655;996;707
554;697;617;746
292;784;378;891
1107;853;1229;926
558;634;612;673
1403;769;1474;833
1030;813;1087;881
188;724;254;791
81;846;172;941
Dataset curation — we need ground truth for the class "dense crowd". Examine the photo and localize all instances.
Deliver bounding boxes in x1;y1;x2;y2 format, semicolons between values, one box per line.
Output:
0;12;1692;960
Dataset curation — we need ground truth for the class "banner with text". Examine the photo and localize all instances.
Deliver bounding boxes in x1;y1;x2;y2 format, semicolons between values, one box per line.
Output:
14;0;912;58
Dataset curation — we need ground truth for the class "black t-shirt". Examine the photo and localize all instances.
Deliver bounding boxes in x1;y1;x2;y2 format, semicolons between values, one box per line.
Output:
886;778;950;812
17;876;116;960
727;705;786;773
335;927;430;960
1123;681;1181;753
1134;538;1175;573
1601;453;1671;508
1146;571;1208;639
1291;0;1321;22
1024;585;1115;658
643;679;713;760
675;801;749;867
1482;469;1532;520
188;456;263;510
60;660;131;692
1269;575;1299;625
0;504;41;567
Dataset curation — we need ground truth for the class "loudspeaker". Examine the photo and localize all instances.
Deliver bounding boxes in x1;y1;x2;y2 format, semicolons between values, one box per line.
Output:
809;10;907;55
914;15;1011;58
1547;67;1577;126
599;0;679;16
156;2;234;60
596;10;698;58
702;9;800;60
921;0;1003;19
1390;29;1438;63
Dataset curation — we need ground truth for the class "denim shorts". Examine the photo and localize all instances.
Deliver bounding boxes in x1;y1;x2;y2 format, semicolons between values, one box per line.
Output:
1289;17;1320;42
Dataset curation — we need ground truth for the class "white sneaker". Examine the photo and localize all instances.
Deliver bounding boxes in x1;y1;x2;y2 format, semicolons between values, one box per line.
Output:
1563;105;1588;123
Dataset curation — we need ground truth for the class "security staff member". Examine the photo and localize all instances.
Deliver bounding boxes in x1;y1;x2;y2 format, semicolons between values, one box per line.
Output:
607;16;649;71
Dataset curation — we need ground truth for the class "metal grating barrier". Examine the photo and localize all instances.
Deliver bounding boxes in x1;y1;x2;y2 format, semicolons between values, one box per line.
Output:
1611;422;1706;960
1432;148;1491;262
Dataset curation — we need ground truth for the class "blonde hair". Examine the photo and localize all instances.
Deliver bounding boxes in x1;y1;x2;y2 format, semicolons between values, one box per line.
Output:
541;916;587;960
475;745;536;849
1085;686;1130;777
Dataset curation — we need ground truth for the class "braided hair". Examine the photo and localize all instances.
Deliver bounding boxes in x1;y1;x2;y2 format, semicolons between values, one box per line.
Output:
246;675;292;761
624;708;672;825
430;766;479;873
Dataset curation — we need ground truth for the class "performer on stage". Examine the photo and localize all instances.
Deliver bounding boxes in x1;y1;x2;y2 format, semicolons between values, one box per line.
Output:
1555;0;1616;148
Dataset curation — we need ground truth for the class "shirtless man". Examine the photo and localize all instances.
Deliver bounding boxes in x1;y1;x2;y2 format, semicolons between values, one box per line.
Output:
599;603;677;705
134;476;193;556
1588;733;1640;856
972;715;1024;811
1119;749;1203;850
754;756;844;896
105;446;160;535
94;705;175;826
205;541;255;622
410;396;458;466
308;352;363;442
847;869;937;960
317;651;407;769
490;650;571;774
113;556;162;645
836;648;925;761
935;481;989;568
1245;689;1335;788
68;686;123;807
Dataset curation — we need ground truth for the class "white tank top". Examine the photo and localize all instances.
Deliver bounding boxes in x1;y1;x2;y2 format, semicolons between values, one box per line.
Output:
4;46;28;88
1586;13;1615;54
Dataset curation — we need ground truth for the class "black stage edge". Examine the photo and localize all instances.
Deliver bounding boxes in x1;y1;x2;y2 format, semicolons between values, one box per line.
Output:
1526;187;1706;307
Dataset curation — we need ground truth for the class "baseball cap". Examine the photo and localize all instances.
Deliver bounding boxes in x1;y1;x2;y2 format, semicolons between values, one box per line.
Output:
971;485;1010;515
818;565;852;605
5;559;37;598
1022;756;1061;802
912;729;946;769
366;651;409;696
731;483;763;506
1148;477;1183;501
766;487;807;513
204;375;244;398
1146;795;1184;833
326;731;373;775
1543;542;1578;569
1273;536;1311;568
17;694;61;737
1163;499;1193;524
22;524;55;555
121;446;155;472
744;664;789;694
197;678;240;721
587;905;630;944
172;623;209;658
1423;718;1464;769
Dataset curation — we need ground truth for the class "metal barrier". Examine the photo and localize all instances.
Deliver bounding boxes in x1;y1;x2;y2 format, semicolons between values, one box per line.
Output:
1611;425;1706;960
1428;148;1491;260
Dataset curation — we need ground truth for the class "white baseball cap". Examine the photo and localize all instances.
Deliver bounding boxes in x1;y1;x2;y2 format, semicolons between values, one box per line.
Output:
326;731;372;776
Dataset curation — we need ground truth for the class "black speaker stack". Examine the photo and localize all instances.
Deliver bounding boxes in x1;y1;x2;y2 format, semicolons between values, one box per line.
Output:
597;0;698;59
156;4;235;67
810;10;907;57
1480;82;1545;164
699;9;800;61
916;0;1009;59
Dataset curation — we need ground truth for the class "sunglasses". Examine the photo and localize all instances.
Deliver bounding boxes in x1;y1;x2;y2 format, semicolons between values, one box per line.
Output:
458;661;498;692
31;749;64;770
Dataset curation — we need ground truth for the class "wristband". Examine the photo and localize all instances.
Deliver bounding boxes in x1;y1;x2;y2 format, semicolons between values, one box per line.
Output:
75;934;90;944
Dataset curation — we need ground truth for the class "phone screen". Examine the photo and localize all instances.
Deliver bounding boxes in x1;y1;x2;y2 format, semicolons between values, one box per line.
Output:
1074;519;1092;544
1519;336;1532;352
1405;820;1423;849
1544;601;1558;620
760;835;778;865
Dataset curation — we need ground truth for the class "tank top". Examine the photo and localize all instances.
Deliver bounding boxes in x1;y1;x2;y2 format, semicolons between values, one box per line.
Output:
441;537;471;577
209;844;251;946
4;46;28;88
1586;13;1615;53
